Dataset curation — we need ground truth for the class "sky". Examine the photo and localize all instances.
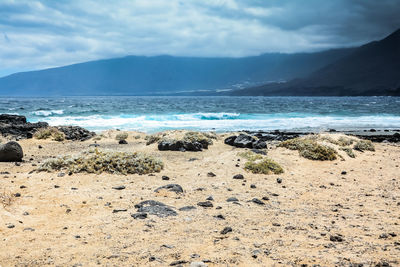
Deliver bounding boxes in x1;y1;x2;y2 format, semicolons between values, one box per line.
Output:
1;0;400;77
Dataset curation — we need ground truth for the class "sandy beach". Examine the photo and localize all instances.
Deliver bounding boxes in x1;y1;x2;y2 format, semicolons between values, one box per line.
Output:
0;130;399;266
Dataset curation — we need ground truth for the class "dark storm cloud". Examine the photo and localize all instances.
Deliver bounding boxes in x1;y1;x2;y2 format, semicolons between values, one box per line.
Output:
0;0;399;77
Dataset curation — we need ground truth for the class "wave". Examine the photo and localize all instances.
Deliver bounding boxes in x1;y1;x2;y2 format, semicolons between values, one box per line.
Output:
31;110;64;116
28;113;400;133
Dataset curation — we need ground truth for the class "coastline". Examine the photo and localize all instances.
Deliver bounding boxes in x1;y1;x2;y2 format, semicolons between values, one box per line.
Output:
1;127;399;266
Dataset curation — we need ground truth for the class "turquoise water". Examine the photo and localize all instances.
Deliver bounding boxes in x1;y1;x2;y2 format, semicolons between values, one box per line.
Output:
1;96;399;132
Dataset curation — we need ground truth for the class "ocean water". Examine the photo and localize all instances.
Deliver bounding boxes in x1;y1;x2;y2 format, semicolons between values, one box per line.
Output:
1;96;400;133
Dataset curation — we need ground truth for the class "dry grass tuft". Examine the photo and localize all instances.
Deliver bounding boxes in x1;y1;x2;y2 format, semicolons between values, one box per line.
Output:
279;137;337;161
38;149;164;175
34;127;65;142
115;132;129;141
238;150;284;174
354;140;375;152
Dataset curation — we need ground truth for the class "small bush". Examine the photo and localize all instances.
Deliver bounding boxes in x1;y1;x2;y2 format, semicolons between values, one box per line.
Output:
115;132;129;141
183;132;213;146
354;140;375;152
34;127;65;142
245;159;284;174
145;135;160;145
340;147;356;158
238;151;263;161
38;149;164;175
337;136;354;147
134;135;141;139
0;191;13;207
279;137;337;161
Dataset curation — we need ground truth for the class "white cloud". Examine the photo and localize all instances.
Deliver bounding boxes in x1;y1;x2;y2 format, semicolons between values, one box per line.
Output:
0;0;398;77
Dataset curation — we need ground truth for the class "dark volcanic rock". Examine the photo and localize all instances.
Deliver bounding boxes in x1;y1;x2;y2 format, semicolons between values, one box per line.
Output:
154;184;183;194
56;126;95;141
252;140;267;149
197;201;213;208
224;135;237;146
0;114;48;139
233;134;256;148
227;197;239;202
233;174;244;180
0;141;23;162
131;212;148;219
134;200;177;217
179;206;196;211
158;140;204;152
220;226;233;235
251;198;265;205
118;139;128;145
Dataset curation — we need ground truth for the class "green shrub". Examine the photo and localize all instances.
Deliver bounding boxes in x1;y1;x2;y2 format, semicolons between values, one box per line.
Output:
340;147;356;158
34;127;65;142
353;140;375;152
245;159;284;174
38;149;164;175
145;135;160;145
337;136;354;146
183;132;213;146
279;137;337;161
115;132;129;141
238;151;263;161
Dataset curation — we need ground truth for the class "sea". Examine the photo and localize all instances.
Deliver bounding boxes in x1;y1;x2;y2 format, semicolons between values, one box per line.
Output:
1;96;400;133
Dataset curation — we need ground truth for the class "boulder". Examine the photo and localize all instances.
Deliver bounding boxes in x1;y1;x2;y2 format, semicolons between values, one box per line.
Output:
252;140;267;149
224;135;237;146
0;114;48;139
233;134;256;148
158;140;203;152
0;141;23;162
56;126;96;141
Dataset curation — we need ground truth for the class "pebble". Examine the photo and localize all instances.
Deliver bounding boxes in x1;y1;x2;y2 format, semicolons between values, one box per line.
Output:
162;175;170;180
277;178;282;184
330;235;344;242
220;227;233;235
57;172;66;177
131;212;148;219
207;172;216;177
7;224;15;229
179;206;196;211
233;174;244;179
226;197;239;202
197;201;213;208
112;209;127;213
214;214;225;220
154;184;183;194
251;198;265;205
112;185;126;190
206;196;214;201
250;184;256;188
341;171;347;175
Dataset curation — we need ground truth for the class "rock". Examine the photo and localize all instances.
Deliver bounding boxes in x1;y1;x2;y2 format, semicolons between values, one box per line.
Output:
56;126;96;141
206;196;214;201
233;174;244;179
233;134;256;148
179;206;196;211
158;140;203;152
277;178;282;184
154;184;183;194
57;172;66;177
131;212;147;219
250;184;256;189
134;200;177;217
224;135;237;145
227;197;239;202
89;143;100;147
252;140;267;149
0;114;48;139
251;198;265;205
170;260;188;266
214;214;225;220
112;185;126;190
0;141;23;162
251;149;267;155
197;201;213;208
190;262;208;267
341;171;347;175
207;172;216;177
112;209;127;213
220;226;232;234
162;175;170;180
330;235;344;242
118;140;128;145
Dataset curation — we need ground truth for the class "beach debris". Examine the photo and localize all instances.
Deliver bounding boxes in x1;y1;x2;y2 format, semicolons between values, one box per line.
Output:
0;141;23;162
37;149;164;175
279;137;337;161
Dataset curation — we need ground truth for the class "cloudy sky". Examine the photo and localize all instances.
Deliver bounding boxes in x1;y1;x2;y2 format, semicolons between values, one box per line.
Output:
1;0;399;77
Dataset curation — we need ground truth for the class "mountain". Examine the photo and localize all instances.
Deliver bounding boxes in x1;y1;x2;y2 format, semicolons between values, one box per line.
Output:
231;29;400;96
0;49;354;96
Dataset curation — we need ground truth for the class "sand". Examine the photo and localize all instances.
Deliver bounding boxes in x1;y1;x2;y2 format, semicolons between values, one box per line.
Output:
0;131;399;266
